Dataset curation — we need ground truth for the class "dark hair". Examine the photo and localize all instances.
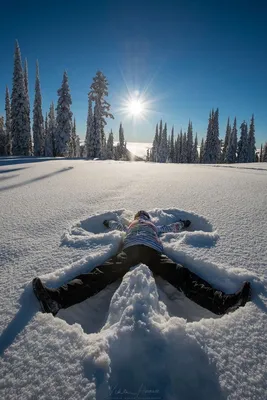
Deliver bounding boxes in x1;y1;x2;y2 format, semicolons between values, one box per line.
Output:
134;210;151;220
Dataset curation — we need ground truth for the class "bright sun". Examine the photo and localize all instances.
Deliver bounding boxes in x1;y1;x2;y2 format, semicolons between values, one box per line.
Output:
126;99;144;116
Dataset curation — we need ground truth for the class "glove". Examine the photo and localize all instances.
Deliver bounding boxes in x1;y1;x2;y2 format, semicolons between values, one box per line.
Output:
180;219;191;228
103;220;110;228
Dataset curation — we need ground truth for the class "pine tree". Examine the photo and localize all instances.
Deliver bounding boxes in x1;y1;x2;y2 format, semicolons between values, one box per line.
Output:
222;118;231;162
180;132;187;163
5;87;12;155
175;134;180;163
203;109;220;163
169;126;175;162
24;58;31;152
67;118;77;158
158;120;163;152
0;116;5;156
247;114;256;162
55;71;73;156
226;117;237;163
44;111;53;157
158;122;168;162
75;135;81;157
187;121;193;163
193;133;198;163
47;102;56;157
199;138;204;163
117;123;125;159
259;144;263;162
85;98;94;158
151;123;159;162
88;71;114;158
106;129;114;159
237;121;249;163
33;61;44;156
100;130;107;159
178;130;183;163
11;41;32;156
262;142;267;162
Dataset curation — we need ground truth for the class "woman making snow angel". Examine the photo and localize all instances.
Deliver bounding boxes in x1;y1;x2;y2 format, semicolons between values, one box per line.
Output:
32;210;251;316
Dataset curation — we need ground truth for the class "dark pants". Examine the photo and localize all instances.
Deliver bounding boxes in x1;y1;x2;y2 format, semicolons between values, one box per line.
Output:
50;245;232;315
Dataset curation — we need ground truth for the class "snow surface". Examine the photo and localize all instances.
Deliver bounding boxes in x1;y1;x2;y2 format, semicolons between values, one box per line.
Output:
0;157;267;400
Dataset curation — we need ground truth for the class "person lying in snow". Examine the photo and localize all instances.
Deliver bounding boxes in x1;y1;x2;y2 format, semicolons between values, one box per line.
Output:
32;210;251;316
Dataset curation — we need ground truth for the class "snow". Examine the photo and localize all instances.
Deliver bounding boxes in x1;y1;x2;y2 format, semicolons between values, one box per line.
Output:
0;157;267;400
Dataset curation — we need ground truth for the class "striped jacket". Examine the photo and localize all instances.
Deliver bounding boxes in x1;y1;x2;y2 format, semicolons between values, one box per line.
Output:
107;218;185;253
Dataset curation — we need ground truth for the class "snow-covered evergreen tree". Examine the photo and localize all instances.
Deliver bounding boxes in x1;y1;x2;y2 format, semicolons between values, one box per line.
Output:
33;61;44;156
203;109;220;163
158;120;163;151
55;71;73;156
151;123;159;162
180;132;187;163
187;121;193;163
226;117;237;163
262;142;267;162
117;122;126;159
222;118;231;162
100;130;107;159
85;98;94;158
67;119;76;158
0;116;5;156
174;133;180;163
237;121;248;163
24;58;31;152
5;87;12;155
106;129;114;159
169;126;175;162
193;133;198;163
259;144;263;162
75;135;81;157
47;102;56;157
248;114;256;163
199;138;204;163
11;41;32;156
88;71;114;159
44;111;53;157
178;130;183;163
158;122;168;162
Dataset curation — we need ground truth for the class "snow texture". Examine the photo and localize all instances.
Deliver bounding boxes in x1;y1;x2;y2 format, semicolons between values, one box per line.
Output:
0;157;267;400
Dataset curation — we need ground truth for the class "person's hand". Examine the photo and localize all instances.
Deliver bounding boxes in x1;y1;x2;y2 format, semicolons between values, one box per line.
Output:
180;219;191;228
103;220;110;228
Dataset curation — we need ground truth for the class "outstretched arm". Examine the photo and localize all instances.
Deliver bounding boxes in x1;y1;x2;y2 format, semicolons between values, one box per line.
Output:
158;219;191;234
103;219;127;232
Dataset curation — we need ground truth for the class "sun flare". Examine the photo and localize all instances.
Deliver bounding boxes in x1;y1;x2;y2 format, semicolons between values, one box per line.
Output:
126;99;144;116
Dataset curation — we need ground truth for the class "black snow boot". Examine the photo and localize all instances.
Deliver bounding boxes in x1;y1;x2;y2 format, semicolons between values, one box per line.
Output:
32;277;61;316
225;281;251;313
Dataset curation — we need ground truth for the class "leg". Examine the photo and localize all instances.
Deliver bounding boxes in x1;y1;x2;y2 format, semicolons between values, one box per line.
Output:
33;251;131;314
151;254;251;315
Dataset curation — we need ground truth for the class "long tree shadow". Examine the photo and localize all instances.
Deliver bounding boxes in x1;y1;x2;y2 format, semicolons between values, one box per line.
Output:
0;174;19;182
0;286;37;356
0;167;27;174
0;156;55;167
0;166;73;192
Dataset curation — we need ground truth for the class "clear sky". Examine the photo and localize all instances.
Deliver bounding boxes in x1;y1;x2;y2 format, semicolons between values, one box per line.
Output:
0;0;266;146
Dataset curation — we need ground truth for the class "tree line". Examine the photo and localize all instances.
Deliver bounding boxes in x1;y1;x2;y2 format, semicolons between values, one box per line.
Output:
148;110;267;163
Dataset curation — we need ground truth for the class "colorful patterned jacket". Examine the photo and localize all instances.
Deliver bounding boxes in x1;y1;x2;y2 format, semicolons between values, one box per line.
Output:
107;217;185;253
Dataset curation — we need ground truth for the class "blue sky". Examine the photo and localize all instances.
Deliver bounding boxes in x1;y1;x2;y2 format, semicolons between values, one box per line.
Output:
0;0;266;146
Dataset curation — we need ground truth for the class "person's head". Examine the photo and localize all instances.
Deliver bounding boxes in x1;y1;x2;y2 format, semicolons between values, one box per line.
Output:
134;210;151;221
